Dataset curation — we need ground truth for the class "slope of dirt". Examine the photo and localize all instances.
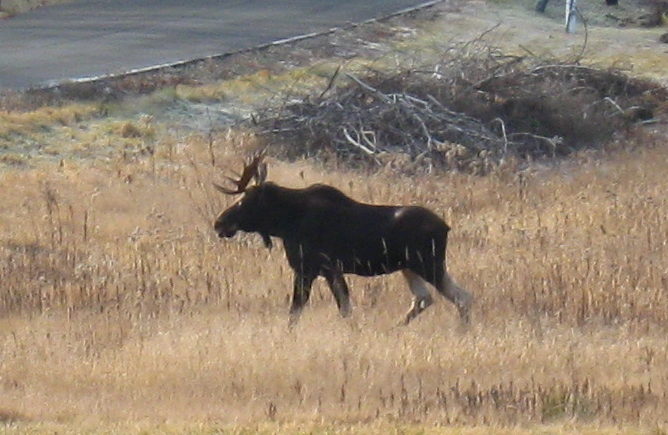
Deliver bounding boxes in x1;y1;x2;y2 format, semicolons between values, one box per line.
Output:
425;0;668;84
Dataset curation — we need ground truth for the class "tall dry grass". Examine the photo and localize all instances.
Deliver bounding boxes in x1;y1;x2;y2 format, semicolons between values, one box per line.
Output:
0;132;667;432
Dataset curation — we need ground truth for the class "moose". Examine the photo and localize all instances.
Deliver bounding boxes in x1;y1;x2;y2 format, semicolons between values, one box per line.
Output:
213;152;473;326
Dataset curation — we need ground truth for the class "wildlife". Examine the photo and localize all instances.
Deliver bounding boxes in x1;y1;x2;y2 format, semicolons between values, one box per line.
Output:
213;152;473;326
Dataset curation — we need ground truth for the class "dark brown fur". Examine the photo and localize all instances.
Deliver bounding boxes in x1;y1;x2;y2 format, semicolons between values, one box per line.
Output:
214;182;472;326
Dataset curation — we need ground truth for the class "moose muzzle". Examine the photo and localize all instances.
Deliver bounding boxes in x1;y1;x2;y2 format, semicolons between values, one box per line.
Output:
214;219;238;238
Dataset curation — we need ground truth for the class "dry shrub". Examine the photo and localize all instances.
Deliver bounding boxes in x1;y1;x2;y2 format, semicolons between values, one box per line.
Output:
120;121;143;138
253;47;667;173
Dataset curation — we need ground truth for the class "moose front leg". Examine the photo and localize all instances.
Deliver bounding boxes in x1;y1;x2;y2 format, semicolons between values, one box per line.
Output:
288;271;316;326
323;269;352;318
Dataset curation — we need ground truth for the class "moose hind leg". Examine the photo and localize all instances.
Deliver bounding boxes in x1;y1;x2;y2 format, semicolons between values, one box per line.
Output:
436;269;473;324
324;270;352;318
289;272;316;326
401;270;433;325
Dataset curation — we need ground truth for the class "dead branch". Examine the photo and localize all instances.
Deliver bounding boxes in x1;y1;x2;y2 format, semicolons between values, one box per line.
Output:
247;44;666;174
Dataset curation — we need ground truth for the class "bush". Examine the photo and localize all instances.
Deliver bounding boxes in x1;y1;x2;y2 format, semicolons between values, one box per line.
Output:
252;48;667;173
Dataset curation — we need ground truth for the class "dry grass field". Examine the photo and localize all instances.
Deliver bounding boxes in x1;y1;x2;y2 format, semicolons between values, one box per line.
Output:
2;1;668;433
1;129;667;433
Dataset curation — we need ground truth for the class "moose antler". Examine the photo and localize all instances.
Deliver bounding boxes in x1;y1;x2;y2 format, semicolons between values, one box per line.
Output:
214;151;267;195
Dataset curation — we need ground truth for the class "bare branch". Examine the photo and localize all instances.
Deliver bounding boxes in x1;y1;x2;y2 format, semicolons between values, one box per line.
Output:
343;127;376;155
318;65;341;101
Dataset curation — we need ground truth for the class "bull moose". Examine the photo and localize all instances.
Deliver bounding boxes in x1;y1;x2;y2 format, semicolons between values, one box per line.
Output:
213;152;473;326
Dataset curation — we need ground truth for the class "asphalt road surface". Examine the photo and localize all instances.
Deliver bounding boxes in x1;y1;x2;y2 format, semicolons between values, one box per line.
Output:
0;0;434;90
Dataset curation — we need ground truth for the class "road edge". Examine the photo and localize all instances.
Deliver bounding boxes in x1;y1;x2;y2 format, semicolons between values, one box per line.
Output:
33;0;443;92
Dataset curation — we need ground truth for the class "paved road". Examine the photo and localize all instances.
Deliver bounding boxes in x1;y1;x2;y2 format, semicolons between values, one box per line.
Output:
0;0;433;90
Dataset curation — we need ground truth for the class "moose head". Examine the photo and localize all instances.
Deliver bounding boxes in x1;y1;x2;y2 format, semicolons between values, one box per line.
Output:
213;151;274;248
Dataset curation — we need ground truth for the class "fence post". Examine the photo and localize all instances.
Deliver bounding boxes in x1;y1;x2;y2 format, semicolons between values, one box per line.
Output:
565;0;578;32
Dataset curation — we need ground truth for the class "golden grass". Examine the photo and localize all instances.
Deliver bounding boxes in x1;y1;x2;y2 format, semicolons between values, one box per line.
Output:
0;104;98;137
172;58;378;107
1;131;667;433
1;2;668;432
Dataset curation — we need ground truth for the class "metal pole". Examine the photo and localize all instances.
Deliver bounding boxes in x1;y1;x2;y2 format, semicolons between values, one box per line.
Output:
565;0;578;32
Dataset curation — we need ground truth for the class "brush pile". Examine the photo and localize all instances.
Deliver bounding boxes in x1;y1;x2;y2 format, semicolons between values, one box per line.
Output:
251;46;667;173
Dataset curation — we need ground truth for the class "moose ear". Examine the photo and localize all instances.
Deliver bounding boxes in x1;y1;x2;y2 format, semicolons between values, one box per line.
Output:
254;162;268;185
